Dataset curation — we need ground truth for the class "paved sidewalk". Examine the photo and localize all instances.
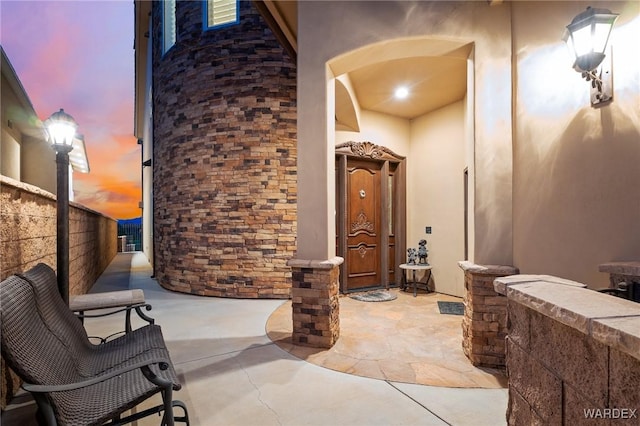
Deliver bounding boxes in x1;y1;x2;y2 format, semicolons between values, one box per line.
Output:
2;253;507;425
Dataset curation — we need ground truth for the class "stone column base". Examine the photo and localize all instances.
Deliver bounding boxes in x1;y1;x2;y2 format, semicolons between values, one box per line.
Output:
287;257;343;348
458;261;518;369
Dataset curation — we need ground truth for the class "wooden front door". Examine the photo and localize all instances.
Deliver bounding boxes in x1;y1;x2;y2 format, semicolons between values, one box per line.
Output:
336;141;406;294
345;160;382;290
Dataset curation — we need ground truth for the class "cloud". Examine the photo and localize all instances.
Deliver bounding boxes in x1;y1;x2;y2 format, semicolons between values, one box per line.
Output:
2;0;140;219
74;132;141;218
74;172;141;219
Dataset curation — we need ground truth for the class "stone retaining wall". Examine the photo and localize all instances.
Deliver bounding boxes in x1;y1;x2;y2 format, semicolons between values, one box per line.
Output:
1;176;117;292
1;175;117;408
496;275;640;424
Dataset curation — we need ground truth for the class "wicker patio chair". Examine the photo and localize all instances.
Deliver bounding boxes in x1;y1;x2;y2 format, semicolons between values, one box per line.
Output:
0;269;189;425
22;263;157;351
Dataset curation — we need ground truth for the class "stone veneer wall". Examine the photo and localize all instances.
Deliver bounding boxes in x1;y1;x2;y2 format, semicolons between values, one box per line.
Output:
458;261;518;369
495;275;640;424
288;258;342;348
0;176;117;292
1;175;117;408
151;1;296;298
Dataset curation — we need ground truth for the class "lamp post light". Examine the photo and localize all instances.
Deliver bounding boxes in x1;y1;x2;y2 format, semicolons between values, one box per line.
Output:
45;108;78;305
564;6;618;106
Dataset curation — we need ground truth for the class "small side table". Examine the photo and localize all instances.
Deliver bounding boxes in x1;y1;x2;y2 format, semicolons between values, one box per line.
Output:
399;264;432;297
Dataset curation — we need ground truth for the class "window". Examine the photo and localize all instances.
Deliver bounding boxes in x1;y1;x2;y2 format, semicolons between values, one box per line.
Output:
204;0;238;30
162;0;176;55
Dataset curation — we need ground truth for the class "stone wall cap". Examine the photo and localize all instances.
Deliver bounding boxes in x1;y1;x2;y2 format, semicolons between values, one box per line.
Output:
2;174;56;200
288;257;344;269
598;261;640;276
506;280;640;361
1;174;116;221
592;316;640;362
494;274;585;295
457;261;518;276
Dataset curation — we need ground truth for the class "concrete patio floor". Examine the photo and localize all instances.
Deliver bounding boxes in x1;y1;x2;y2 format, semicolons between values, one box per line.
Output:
2;252;508;425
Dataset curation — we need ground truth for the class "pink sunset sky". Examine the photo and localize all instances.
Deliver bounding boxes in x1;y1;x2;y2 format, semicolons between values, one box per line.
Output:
1;0;140;219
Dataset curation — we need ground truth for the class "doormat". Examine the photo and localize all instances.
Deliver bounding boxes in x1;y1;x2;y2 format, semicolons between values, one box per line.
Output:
437;301;464;315
349;290;397;302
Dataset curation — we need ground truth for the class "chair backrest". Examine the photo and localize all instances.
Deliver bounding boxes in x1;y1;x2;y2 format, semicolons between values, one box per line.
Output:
0;274;80;386
19;263;91;352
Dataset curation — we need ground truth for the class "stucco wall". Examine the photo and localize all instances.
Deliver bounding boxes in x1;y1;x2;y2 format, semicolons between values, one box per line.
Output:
336;109;410;155
1;74;23;182
0;128;20;181
297;0;513;264
141;18;153;265
1;66;56;195
410;101;466;296
511;1;640;287
20;135;57;195
299;0;639;288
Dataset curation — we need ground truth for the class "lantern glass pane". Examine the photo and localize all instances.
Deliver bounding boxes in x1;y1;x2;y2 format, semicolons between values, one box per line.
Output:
593;22;612;53
571;25;593;57
48;122;76;146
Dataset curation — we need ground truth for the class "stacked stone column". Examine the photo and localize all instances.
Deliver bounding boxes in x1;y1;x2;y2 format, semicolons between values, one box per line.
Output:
288;258;343;348
458;261;518;369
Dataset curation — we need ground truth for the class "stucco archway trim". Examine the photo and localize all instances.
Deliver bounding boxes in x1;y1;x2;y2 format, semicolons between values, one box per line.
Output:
328;36;473;77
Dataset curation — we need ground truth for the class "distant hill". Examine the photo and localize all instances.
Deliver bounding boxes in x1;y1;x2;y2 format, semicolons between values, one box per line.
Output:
118;217;142;225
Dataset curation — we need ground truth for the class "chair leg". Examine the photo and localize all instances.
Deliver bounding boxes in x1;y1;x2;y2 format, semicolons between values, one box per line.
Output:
141;365;176;426
172;400;190;425
32;393;56;426
106;399;190;425
161;387;174;426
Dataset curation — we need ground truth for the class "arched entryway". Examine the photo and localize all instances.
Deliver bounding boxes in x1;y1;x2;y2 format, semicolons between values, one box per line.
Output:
291;2;515;351
329;37;475;297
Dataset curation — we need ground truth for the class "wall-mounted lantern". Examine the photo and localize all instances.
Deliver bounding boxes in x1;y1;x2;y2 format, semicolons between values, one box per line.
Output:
563;6;618;107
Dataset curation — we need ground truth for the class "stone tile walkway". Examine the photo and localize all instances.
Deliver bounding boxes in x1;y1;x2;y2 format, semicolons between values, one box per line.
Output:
267;291;507;388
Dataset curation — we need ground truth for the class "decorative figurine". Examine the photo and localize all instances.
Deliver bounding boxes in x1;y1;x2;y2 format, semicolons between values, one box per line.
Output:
418;239;429;265
407;248;418;265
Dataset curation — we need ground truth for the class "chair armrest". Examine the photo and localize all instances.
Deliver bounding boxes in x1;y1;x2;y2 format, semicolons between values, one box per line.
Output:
22;357;173;393
70;290;154;336
70;289;145;311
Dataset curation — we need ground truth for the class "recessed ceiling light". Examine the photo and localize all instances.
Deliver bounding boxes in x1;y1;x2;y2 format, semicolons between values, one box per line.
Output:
394;86;409;99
